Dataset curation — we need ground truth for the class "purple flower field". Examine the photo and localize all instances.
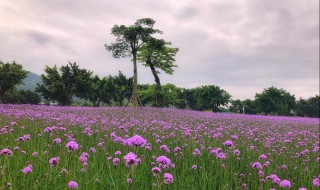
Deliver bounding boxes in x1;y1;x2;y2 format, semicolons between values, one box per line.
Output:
0;105;319;189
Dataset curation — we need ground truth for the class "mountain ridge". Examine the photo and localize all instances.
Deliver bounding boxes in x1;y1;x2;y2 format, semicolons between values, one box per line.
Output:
17;72;42;91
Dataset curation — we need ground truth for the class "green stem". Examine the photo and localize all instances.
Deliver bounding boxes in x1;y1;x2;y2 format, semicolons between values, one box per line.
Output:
107;161;115;187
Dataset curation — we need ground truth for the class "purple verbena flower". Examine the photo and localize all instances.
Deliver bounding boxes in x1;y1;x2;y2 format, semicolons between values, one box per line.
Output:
113;158;120;165
313;177;320;187
252;162;262;170
21;165;32;174
223;140;233;147
123;135;146;147
151;167;162;175
156;155;171;166
68;181;78;189
123;152;140;166
164;173;173;184
49;157;60;167
0;148;13;156
279;180;291;189
66;141;79;151
53;138;62;144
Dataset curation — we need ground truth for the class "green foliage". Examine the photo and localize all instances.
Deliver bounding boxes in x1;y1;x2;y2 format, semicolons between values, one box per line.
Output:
3;89;41;104
139;84;182;107
0;60;28;103
194;85;231;112
137;38;179;75
61;62;93;100
229;99;243;113
138;84;156;106
138;84;231;111
87;75;107;106
229;99;257;114
295;95;319;118
177;88;197;109
242;99;257;114
255;86;295;115
87;72;133;106
36;65;71;106
111;71;133;106
36;62;93;106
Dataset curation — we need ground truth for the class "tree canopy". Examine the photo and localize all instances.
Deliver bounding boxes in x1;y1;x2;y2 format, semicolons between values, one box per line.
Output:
255;86;295;115
194;85;231;112
295;95;319;118
0;61;28;103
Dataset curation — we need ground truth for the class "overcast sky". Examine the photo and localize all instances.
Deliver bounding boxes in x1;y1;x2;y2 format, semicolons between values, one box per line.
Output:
0;0;319;100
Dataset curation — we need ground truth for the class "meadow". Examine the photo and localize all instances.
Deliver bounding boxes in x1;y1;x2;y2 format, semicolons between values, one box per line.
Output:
0;105;319;190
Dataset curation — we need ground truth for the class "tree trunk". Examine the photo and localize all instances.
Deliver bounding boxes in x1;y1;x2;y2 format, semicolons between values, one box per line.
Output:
147;60;163;107
127;52;142;108
0;90;3;104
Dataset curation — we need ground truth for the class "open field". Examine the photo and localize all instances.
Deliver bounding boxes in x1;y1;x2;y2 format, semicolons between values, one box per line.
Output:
0;105;319;189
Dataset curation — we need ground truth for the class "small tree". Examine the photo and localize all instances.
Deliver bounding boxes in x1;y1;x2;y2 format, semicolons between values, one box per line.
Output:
0;61;28;103
105;18;162;107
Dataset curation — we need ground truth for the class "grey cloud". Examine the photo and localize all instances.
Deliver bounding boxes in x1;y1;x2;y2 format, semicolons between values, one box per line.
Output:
27;30;54;45
176;6;199;20
0;0;318;100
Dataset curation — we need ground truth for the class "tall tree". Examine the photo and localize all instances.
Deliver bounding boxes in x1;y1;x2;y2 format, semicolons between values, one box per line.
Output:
255;86;295;115
0;61;28;103
137;38;179;107
105;18;162;107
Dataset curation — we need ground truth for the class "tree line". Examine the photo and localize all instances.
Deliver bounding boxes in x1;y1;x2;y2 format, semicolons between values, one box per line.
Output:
0;60;319;117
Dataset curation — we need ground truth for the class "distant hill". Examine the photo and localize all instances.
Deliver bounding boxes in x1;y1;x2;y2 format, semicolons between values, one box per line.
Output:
17;72;42;91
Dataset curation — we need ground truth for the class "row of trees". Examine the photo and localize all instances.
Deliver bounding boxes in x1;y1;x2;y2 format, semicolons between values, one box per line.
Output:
36;62;132;106
1;60;319;117
229;87;319;117
36;62;231;110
